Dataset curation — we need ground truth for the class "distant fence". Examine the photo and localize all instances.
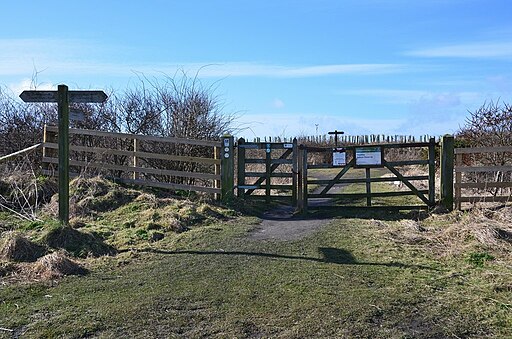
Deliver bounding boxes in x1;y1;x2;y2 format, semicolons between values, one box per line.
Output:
251;134;435;145
42;125;232;197
454;146;512;208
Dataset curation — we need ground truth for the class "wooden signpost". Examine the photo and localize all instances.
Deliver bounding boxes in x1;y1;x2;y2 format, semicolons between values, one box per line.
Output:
328;130;344;147
20;85;107;225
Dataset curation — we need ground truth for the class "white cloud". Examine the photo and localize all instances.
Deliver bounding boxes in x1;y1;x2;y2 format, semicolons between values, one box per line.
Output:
272;98;285;108
0;38;406;79
406;41;512;58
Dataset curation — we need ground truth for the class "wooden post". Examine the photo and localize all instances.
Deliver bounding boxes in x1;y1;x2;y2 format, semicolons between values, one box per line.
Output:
428;137;436;206
42;124;47;159
237;138;246;198
455;153;462;210
214;146;221;200
133;138;139;180
440;135;454;211
58;85;70;225
292;138;298;206
365;168;372;206
302;147;308;214
265;143;271;203
221;135;234;203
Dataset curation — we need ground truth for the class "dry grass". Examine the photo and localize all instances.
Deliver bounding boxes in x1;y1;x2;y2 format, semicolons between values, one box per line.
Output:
0;232;45;262
378;205;512;259
30;251;88;280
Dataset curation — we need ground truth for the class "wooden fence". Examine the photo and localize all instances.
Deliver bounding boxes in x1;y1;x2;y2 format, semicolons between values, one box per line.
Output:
42;125;229;197
454;146;512;208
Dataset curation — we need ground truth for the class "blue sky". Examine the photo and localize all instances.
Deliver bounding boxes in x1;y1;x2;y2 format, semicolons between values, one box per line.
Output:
1;0;512;138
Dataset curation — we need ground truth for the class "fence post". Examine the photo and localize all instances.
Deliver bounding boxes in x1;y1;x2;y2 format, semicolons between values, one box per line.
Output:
237;137;246;198
292;138;298;206
214;145;221;200
57;84;70;225
440;134;454;211
221;135;235;203
428;137;436;206
301;146;308;215
133;138;139;180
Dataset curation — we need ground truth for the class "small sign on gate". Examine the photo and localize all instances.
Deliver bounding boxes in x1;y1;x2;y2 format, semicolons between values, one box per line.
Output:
332;148;346;166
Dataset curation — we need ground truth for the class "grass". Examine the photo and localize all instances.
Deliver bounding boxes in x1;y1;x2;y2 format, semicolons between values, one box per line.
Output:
1;208;511;338
0;175;510;337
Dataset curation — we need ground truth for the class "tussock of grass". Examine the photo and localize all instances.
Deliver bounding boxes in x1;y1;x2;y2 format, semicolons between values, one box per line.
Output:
0;232;45;262
42;225;117;258
30;251;88;279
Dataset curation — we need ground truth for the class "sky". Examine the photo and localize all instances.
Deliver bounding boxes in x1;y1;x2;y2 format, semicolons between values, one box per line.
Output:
1;0;512;139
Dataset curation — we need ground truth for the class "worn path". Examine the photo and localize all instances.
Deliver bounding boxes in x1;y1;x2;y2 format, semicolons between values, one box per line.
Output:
249;167;389;241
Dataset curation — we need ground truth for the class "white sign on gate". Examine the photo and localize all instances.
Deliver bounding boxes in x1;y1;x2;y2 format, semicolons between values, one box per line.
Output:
355;147;382;166
332;148;346;166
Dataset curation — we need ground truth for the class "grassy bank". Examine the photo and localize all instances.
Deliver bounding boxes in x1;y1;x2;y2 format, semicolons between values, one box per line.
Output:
1;204;511;338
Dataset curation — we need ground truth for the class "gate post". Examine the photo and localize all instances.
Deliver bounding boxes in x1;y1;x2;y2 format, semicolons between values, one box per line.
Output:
428;137;436;206
237;137;246;198
292;138;298;206
440;135;454;211
221;135;235;203
298;146;308;215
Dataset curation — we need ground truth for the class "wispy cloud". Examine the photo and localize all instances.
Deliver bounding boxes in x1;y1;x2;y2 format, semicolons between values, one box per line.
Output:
0;38;406;79
406;41;512;58
340;88;481;104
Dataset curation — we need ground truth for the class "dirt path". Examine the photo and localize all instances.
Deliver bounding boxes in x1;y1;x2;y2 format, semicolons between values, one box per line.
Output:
249;204;331;241
248;167;389;241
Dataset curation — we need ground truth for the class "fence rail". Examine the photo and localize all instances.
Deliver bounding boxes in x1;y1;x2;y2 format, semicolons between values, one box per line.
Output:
454;146;512;208
42;125;226;197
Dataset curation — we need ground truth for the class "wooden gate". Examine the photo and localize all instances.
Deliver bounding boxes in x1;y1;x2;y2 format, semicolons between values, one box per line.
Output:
297;139;437;213
237;138;298;203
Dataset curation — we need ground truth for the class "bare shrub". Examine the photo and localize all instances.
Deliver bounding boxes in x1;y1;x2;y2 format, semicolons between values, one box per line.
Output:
457;100;512;197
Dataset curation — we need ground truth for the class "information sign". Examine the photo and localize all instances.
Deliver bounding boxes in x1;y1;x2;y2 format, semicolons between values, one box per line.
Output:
332;148;346;166
355;147;382;166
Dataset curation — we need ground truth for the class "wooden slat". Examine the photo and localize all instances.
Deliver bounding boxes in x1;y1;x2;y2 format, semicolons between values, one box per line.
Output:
239;143;294;149
45;125;221;147
244;195;292;201
308;175;428;185
41;170;221;194
43;142;220;165
259;185;293;190
313;205;429;211
245;159;266;164
245;172;292;178
387;160;429;166
458;196;511;203
454;146;512;154
455;165;512;173
271;159;292;164
309;190;429;199
455;182;512;189
43;157;219;181
0;143;42;163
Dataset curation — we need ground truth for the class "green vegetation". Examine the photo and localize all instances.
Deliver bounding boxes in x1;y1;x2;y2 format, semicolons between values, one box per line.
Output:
0;177;511;337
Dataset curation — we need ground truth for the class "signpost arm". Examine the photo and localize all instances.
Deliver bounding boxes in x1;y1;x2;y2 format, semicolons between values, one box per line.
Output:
58;85;70;225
